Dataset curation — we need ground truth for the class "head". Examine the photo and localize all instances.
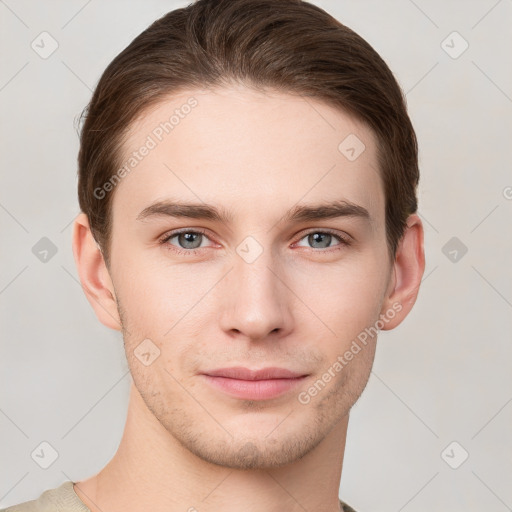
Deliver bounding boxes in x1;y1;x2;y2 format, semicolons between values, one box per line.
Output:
73;0;424;470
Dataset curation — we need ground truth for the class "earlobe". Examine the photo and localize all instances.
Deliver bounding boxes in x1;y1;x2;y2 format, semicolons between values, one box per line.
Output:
72;213;122;331
380;214;425;330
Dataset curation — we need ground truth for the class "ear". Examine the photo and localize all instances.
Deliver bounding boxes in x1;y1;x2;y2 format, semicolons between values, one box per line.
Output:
72;212;122;331
380;213;425;330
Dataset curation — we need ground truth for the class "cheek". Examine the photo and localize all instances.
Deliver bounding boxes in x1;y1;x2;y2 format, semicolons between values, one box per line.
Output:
113;257;222;378
292;253;388;343
112;234;389;350
111;244;210;331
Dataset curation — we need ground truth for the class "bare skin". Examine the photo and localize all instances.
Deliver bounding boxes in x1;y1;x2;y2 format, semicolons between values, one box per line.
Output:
72;84;425;512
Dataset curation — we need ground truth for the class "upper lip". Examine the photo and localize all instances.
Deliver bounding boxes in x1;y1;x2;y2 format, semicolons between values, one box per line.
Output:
203;367;307;380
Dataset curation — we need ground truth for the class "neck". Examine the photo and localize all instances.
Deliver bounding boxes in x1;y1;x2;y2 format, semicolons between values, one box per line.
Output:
74;381;348;512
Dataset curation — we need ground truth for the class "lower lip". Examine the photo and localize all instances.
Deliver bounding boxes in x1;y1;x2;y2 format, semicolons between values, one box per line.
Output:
201;375;308;400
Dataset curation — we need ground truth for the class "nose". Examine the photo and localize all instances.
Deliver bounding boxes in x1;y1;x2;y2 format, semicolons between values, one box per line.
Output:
217;248;294;342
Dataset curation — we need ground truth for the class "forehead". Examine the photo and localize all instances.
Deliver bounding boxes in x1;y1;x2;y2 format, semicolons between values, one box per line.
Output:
113;85;384;224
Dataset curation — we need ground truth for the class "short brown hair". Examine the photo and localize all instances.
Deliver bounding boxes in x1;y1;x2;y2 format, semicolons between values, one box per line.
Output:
77;0;419;267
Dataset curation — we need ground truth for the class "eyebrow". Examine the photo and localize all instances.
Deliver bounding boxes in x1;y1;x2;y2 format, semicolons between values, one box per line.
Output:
136;199;372;226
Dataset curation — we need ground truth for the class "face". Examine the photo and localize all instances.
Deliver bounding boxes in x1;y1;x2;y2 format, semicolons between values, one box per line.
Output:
107;84;394;469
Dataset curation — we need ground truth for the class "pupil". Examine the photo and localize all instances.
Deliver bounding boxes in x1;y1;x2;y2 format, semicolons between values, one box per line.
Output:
310;233;330;248
181;232;200;248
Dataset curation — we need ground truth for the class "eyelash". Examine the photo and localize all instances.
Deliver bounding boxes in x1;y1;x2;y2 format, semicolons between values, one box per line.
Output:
158;228;352;256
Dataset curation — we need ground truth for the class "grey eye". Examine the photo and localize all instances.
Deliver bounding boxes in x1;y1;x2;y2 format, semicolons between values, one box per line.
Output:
175;232;204;249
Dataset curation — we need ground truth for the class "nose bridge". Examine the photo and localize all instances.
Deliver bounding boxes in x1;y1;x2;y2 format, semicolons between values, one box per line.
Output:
218;237;292;340
236;242;279;295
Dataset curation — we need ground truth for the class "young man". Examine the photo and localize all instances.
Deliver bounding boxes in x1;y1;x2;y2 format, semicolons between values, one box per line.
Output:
2;0;424;511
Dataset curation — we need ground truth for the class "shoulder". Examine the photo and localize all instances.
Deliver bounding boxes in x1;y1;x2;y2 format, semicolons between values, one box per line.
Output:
0;481;90;512
340;498;358;512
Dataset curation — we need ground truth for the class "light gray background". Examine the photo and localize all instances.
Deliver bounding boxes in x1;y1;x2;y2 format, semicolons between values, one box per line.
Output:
1;1;511;511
